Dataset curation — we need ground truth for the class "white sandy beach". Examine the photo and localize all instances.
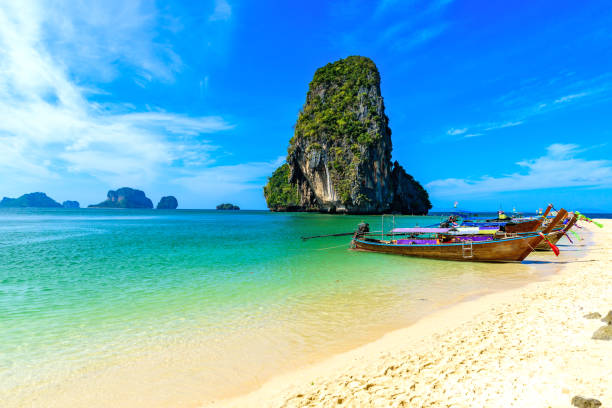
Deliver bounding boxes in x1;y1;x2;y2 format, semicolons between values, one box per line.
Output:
209;220;611;408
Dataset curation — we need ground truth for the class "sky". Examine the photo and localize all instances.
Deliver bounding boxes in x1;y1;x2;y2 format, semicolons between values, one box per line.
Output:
0;0;611;211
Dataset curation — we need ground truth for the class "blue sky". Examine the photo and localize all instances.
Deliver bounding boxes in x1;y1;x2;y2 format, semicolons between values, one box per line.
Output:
0;0;611;211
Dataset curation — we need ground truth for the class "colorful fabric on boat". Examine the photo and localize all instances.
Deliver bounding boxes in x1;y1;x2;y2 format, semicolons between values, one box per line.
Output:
396;239;439;245
451;236;492;242
447;228;498;235
461;221;507;227
392;228;450;233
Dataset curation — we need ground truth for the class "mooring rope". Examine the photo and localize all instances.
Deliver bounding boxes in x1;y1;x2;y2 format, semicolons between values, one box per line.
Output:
315;242;351;251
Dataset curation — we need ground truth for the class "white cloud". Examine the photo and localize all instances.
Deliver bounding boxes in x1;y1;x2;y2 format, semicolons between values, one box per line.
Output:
209;0;232;21
554;92;588;104
426;144;612;198
484;120;523;131
174;156;285;196
441;72;612;141
0;0;233;188
446;127;467;135
392;23;448;51
44;0;182;83
543;143;580;159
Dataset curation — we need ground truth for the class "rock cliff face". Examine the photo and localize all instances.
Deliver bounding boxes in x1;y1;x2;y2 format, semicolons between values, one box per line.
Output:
156;196;178;209
264;56;431;214
0;192;62;208
89;188;153;209
389;162;431;214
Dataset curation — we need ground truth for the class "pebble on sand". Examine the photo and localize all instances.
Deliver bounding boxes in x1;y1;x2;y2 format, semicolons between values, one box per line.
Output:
591;325;612;340
600;310;612;324
583;312;602;319
571;395;602;408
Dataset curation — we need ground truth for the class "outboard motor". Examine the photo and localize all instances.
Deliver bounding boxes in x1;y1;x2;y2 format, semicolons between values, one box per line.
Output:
353;222;370;239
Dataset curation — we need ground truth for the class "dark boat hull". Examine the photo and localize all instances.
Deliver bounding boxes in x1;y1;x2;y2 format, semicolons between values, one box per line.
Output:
352;234;544;262
504;219;542;233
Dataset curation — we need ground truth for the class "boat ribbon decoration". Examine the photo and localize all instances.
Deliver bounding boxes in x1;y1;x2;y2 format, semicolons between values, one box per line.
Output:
538;232;560;256
575;211;603;228
569;230;582;241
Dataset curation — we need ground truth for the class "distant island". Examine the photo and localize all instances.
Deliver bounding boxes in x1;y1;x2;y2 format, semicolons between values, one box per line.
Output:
157;196;178;209
263;56;431;215
62;200;80;208
88;187;153;209
0;192;62;208
216;203;240;210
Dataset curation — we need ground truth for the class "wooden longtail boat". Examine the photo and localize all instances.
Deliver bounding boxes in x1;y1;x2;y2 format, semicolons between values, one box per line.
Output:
351;209;568;262
534;212;578;251
401;213;576;251
456;204;553;233
505;218;544;233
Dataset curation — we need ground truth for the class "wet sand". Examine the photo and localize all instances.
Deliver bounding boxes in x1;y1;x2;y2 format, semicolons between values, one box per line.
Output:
210;220;610;407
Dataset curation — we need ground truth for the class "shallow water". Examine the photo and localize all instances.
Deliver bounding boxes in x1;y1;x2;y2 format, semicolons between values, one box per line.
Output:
0;209;579;407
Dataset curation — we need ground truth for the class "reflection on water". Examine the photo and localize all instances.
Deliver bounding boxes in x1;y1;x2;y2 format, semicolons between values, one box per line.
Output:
0;209;590;407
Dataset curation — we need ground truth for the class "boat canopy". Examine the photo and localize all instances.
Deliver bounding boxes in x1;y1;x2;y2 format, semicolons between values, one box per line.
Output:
391;226;499;235
391;227;451;233
447;227;498;235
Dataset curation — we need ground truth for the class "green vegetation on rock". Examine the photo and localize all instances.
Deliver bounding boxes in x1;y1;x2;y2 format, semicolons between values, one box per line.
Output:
293;56;381;145
289;56;388;205
263;164;301;210
264;55;431;214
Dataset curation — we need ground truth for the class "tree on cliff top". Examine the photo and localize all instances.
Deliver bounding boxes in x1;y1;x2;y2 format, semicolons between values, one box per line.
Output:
292;56;388;147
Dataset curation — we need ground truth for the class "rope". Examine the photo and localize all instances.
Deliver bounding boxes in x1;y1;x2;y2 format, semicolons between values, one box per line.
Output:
315;242;351;251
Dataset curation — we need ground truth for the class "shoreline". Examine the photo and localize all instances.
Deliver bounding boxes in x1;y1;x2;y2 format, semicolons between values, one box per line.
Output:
209;221;610;407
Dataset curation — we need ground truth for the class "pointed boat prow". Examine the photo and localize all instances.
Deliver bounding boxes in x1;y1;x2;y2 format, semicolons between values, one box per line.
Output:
541;203;553;218
562;212;578;233
541;209;568;234
513;208;568;261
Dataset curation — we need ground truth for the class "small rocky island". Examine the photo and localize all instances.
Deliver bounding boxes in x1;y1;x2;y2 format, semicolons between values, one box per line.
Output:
88;187;153;209
62;200;80;208
216;203;240;210
0;192;62;208
157;196;178;209
264;56;431;214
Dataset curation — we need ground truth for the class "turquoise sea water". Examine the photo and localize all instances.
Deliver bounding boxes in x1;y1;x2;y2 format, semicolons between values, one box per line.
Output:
0;209;568;407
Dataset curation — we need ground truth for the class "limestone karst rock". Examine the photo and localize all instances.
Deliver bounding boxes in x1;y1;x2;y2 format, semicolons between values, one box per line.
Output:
89;188;153;209
0;192;62;208
156;196;178;210
62;200;80;209
264;56;430;214
216;203;240;210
